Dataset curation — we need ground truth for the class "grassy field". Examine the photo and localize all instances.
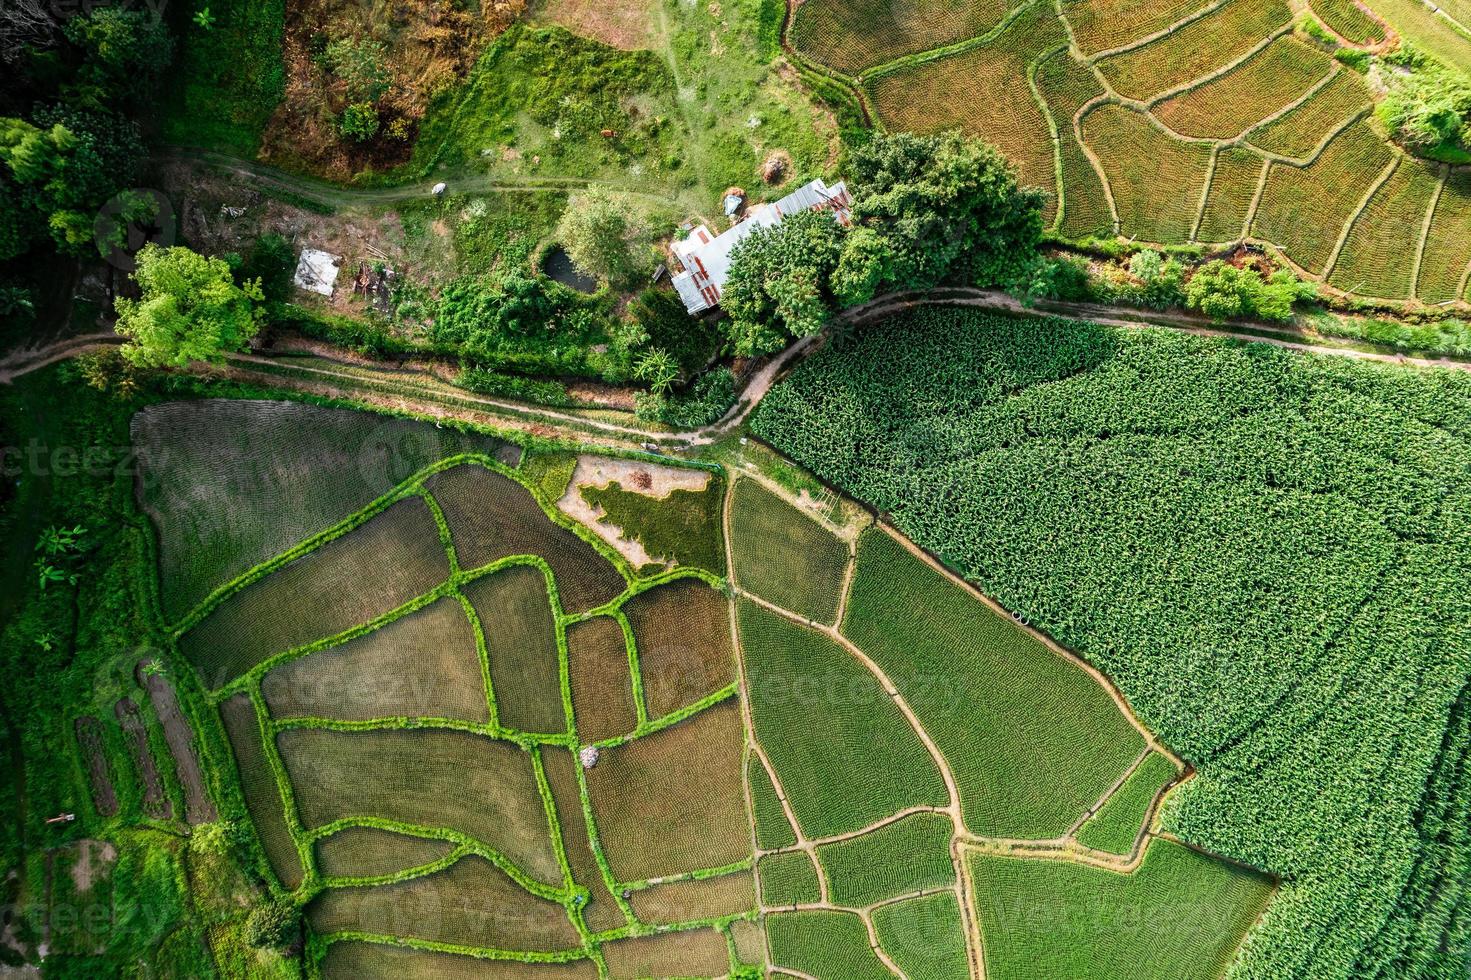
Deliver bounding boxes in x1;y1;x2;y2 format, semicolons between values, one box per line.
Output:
579;478;726;575
583;700;750;881
463;565;566;734
729;480;849;625
816;812;956;907
969;840;1275;980
180;496;450;688
1075;752;1179;855
1417;168;1471;303
843;529;1144;839
626;871;755;925
620;578;735;717
1328;156;1442;298
432;463;628;610
313;825;455;880
566;615;639;742
790;0;1471;303
308;853;583;951
260;596;489;722
792;0;1012;75
133;400;507;623
873;892;972;980
738;599;949;838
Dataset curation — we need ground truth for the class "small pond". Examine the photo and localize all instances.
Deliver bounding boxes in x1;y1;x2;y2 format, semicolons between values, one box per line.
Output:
542;246;599;293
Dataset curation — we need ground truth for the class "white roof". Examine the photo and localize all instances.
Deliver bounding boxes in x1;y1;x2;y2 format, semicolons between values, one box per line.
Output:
671;179;852;314
293;248;341;297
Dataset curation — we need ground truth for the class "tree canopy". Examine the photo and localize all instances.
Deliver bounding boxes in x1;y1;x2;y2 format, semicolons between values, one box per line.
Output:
848;130;1046;291
114;245;265;367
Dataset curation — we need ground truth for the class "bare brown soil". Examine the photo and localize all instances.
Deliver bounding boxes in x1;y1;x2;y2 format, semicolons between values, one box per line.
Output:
532;0;658;49
136;662;217;825
260;0;527;180
113;699;172;820
72;718;117;818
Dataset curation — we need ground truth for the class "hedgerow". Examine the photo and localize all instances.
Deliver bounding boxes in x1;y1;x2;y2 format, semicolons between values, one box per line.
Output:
752;305;1471;977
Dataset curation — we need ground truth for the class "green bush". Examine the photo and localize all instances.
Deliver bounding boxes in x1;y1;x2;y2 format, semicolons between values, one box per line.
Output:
1377;46;1471;162
338;102;380;143
1183;260;1316;322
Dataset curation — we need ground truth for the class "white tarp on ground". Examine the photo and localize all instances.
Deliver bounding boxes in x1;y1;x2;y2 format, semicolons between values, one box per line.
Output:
293;248;341;297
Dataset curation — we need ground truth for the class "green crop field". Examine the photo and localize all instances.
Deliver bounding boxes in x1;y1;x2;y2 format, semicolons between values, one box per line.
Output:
969;841;1276;980
133;391;1395;978
755;304;1471;978
729;479;849;625
873;892;972;980
789;0;1471;302
843;529;1145;839
1075;752;1181;856
816;812;956;907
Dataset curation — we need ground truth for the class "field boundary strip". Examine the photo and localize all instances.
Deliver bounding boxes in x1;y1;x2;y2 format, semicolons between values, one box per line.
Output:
1409;164;1450;300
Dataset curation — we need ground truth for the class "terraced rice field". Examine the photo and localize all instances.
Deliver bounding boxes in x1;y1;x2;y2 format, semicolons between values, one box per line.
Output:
790;0;1471;304
141;401;1278;976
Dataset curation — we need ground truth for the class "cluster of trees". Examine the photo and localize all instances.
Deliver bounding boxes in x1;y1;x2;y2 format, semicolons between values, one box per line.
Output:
1378;45;1471;161
1092;249;1317;323
720;131;1048;355
0;4;176;342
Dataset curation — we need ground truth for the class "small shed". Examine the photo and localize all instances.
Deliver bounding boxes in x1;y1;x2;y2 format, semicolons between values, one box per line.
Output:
293;248;341;297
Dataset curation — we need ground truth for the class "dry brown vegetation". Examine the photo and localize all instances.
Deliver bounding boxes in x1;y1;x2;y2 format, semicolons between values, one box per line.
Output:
261;0;527;179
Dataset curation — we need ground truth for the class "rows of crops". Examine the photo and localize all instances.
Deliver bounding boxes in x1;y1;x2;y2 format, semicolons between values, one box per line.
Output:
790;0;1014;76
1328;156;1442;298
969;841;1275;980
790;0;1471;302
752;305;1471;977
1196;147;1266;243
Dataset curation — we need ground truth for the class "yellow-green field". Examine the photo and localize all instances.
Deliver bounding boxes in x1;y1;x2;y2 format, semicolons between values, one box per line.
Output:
792;0;1471;304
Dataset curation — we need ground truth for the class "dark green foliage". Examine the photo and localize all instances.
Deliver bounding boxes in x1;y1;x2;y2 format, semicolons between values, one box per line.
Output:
414;25;677;175
630;289;726;378
244;897;300;949
724;209;847;356
241;233;296;304
163;0;285;154
62;8;175;111
456;367;577;407
1184;260;1318;322
1378;46;1471;162
849;130;1046;291
0;107;144;256
636;368;738;428
753;305;1471;977
338;102;380;143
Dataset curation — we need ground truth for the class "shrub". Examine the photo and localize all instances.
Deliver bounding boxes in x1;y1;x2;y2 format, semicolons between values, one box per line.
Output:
635;367;737;427
338;102;379;143
1377;46;1471;161
1184;260;1315;322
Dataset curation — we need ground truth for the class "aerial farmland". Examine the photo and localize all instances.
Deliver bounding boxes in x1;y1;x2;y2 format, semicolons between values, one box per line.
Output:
0;0;1468;978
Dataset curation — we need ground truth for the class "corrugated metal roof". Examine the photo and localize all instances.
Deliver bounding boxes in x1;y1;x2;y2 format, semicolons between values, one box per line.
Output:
669;179;852;314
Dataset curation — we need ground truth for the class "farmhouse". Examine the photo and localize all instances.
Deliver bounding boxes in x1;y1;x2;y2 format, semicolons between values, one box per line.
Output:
671;178;854;314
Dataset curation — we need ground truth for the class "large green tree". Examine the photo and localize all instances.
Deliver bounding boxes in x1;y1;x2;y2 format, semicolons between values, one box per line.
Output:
722;209;846;356
848;130;1045;291
556;190;648;285
114;245;265;367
